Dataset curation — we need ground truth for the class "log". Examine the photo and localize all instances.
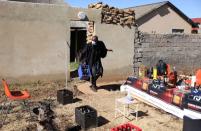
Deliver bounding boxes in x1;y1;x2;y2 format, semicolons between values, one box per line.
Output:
88;30;93;33
119;9;124;14
123;13;130;17
120;16;134;21
128;9;135;14
87;38;92;42
102;4;109;8
87;34;93;38
88;4;95;8
112;19;118;24
124;9;135;15
105;12;112;16
109;6;115;9
111;8;119;13
88;26;93;29
88;26;94;29
88;2;135;26
95;4;102;9
102;8;110;12
87;35;92;38
118;14;124;17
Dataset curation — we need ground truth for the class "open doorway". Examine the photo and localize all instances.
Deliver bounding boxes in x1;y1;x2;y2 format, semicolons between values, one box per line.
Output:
70;27;87;78
70;27;86;62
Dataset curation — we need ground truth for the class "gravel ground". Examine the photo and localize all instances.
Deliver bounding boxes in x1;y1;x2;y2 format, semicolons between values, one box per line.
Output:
0;79;183;131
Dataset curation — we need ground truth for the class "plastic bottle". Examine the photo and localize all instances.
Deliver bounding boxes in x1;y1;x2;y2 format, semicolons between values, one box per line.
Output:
118;128;122;131
191;76;196;87
122;127;126;131
153;68;157;80
127;126;131;131
132;128;136;131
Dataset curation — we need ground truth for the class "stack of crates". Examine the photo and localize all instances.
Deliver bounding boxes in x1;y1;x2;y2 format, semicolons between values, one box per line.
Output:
110;123;142;131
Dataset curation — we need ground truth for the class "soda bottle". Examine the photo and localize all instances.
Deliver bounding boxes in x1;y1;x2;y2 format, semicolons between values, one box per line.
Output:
127;126;131;131
132;128;136;131
122;127;126;131
118;128;122;131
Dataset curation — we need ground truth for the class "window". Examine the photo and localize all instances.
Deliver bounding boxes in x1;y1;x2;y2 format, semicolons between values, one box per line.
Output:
172;29;184;34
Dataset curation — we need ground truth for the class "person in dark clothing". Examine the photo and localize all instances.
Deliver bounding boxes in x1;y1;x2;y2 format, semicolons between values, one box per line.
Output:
156;60;167;76
80;36;113;92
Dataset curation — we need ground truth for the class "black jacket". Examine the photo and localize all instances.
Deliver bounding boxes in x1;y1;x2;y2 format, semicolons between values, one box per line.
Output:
80;41;107;76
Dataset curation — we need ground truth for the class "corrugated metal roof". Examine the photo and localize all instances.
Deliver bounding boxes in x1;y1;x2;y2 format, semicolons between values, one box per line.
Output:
192;18;201;24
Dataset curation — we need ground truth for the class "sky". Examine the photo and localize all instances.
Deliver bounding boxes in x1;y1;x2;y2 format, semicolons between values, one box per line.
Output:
65;0;200;18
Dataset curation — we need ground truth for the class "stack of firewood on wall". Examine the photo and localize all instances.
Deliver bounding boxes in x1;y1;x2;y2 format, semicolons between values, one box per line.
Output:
87;21;94;43
88;2;135;27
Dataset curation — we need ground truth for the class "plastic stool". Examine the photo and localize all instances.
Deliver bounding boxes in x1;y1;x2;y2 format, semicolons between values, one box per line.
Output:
115;96;139;122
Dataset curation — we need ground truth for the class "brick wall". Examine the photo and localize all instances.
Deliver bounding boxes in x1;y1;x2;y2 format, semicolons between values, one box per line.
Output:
139;34;201;75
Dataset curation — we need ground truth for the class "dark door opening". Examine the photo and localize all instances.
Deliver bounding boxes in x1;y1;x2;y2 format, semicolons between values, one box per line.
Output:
70;28;87;62
70;27;86;78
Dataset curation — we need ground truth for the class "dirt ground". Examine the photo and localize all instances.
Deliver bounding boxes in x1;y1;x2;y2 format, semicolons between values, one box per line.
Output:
0;79;183;131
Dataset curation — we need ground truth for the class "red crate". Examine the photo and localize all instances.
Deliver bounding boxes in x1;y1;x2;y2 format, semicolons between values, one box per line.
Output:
159;88;174;103
111;123;142;131
172;88;189;108
133;79;143;89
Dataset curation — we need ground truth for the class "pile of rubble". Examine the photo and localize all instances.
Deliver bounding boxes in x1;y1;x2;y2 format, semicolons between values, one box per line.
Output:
88;2;135;27
32;102;58;131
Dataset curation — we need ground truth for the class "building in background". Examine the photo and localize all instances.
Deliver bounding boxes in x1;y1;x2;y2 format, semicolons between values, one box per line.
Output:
126;1;196;34
192;18;201;34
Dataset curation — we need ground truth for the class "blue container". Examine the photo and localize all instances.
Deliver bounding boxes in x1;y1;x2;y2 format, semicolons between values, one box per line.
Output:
78;64;91;80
